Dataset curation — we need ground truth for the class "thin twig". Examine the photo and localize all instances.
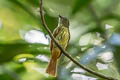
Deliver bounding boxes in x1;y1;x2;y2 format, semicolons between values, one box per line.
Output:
39;0;117;80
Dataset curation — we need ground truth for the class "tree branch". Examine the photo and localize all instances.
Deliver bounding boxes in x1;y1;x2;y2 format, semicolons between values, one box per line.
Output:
39;0;117;80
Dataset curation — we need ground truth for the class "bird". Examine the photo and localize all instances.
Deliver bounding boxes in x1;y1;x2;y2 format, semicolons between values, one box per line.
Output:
46;15;70;77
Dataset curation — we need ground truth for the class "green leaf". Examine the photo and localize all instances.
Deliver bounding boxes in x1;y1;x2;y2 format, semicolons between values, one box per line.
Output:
43;0;74;17
0;0;45;42
0;42;49;63
114;46;120;73
20;0;40;7
71;0;92;15
44;13;58;32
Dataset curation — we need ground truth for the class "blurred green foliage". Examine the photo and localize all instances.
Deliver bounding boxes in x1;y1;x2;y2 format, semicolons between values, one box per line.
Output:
0;0;120;80
71;0;92;15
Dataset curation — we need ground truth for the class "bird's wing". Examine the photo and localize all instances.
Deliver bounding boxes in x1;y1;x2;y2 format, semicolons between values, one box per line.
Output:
50;27;61;52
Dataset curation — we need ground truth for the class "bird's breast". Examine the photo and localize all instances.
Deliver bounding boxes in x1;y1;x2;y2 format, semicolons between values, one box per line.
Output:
55;27;69;48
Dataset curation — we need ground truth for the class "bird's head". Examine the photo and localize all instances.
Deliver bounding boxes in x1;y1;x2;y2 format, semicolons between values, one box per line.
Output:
58;15;69;28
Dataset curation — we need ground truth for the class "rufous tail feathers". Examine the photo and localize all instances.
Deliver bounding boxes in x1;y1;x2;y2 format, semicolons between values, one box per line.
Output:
46;48;60;77
46;58;57;77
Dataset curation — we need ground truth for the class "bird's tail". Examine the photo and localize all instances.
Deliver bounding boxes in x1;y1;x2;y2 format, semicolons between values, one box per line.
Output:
46;58;57;77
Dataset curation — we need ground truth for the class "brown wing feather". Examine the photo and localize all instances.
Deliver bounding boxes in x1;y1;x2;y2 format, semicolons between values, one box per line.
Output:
50;27;61;52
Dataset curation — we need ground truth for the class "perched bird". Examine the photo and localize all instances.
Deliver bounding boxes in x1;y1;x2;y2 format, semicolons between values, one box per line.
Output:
46;15;70;77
